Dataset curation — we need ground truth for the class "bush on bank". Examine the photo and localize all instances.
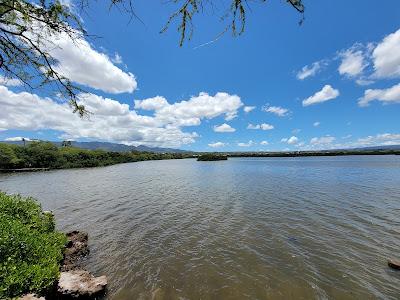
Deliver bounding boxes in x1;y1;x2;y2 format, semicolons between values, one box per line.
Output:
0;192;66;299
0;141;192;170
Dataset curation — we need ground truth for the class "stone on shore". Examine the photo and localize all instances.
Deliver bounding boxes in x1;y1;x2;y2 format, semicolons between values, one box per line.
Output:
19;294;45;300
58;270;107;298
62;231;89;271
388;259;400;270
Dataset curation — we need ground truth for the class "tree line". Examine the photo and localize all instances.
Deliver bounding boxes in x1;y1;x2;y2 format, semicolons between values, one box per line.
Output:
0;141;193;170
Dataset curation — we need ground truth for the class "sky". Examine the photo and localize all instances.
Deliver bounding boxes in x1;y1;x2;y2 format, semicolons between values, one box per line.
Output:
1;0;400;151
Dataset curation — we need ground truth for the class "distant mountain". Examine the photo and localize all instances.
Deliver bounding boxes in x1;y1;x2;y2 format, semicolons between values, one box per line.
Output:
349;145;400;151
1;140;188;153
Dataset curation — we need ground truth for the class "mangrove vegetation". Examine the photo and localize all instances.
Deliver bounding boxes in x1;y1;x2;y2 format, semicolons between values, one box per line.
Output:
0;141;193;171
0;192;66;299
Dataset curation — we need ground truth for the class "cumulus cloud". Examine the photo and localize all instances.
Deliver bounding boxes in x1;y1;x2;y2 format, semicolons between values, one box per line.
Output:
310;136;335;145
213;123;236;133
296;61;325;80
356;133;400;146
358;83;400;107
260;140;269;145
0;86;243;148
0;75;22;87
313;121;320;127
338;46;367;77
112;53;123;64
238;140;254;147
356;78;375;86
243;106;256;113
300;133;400;150
262;105;289;117
34;26;137;94
281;136;299;145
140;92;243;126
302;85;340;107
247;123;274;130
134;96;169;111
372;28;400;78
208;142;226;148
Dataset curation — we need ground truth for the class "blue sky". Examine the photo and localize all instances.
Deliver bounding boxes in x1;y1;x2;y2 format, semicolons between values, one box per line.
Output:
1;0;400;151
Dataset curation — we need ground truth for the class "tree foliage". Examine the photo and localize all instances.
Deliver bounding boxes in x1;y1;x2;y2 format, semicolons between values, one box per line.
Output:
0;0;86;115
0;0;304;115
0;192;66;298
0;141;193;170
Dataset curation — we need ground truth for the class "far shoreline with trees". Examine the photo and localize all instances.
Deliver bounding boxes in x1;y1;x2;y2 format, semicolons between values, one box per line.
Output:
0;141;194;171
0;141;399;173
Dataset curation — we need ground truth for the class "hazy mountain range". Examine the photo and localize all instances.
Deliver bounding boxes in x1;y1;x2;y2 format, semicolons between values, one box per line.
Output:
2;140;400;153
2;140;189;153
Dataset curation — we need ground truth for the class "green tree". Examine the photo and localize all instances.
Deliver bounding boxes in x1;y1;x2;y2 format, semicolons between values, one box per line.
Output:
0;143;23;168
0;0;304;115
25;141;61;168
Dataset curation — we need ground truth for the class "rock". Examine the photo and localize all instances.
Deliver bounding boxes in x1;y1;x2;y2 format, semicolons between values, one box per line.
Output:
388;258;400;270
19;294;45;300
58;270;107;298
62;231;89;271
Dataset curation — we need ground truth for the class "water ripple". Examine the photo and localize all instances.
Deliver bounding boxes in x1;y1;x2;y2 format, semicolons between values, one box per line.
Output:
0;156;400;299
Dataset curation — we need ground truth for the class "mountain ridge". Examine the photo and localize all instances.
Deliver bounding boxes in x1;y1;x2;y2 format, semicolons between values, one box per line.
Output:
1;140;188;153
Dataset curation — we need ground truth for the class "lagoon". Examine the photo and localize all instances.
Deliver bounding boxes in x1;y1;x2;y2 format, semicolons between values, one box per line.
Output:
1;156;400;299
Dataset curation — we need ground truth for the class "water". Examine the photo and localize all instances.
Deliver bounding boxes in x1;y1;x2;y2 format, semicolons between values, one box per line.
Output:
1;156;400;299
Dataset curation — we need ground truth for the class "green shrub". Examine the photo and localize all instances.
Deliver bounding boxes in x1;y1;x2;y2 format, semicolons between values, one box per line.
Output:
0;192;66;299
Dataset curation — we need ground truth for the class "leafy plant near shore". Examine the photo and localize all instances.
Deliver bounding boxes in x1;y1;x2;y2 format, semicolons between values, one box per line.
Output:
197;153;228;161
0;141;193;170
0;192;66;299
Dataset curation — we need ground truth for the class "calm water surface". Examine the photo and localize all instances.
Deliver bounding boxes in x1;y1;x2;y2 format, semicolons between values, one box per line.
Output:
1;156;400;299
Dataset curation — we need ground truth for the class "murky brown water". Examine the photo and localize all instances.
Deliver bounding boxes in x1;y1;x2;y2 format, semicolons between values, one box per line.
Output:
1;156;400;299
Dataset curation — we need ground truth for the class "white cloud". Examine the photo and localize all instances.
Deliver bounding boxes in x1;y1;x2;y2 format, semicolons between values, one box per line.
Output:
262;105;289;117
356;78;374;86
287;136;299;145
112;53;123;64
281;136;299;145
213;123;236;133
358;83;400;107
310;136;335;145
147;92;243;126
0;75;22;87
247;124;259;130
261;123;274;130
208;142;226;148
134;96;169;111
338;47;367;77
296;61;325;80
4;137;32;141
0;86;243;148
33;26;137;94
313;121;320;127
356;133;400;146
372;28;400;79
247;123;274;130
243;106;256;113
302;85;340;107
301;133;400;150
238;140;254;147
260;140;269;145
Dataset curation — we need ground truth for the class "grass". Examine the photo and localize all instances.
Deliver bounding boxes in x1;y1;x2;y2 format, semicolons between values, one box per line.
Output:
0;192;66;299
